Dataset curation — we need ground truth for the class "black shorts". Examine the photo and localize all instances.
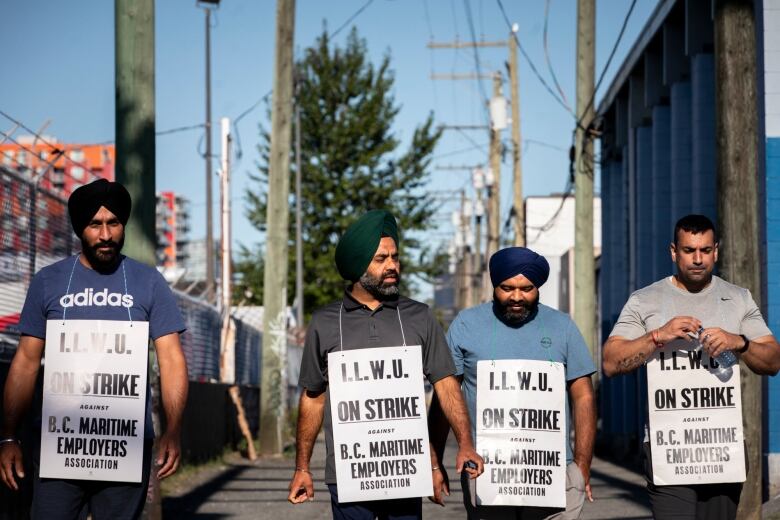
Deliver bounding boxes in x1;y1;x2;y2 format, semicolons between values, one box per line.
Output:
643;442;741;520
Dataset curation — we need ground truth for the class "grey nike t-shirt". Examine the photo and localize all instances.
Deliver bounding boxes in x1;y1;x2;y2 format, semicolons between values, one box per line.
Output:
609;275;771;342
609;275;773;442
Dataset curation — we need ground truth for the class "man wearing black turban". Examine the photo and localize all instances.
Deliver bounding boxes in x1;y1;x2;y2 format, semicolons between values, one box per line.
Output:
429;246;596;519
288;209;484;519
1;179;189;520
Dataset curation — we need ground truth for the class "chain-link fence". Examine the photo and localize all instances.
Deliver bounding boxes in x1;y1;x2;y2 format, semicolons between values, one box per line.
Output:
0;165;263;385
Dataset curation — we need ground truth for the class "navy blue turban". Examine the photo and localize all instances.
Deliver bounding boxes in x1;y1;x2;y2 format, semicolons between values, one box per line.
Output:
489;247;550;288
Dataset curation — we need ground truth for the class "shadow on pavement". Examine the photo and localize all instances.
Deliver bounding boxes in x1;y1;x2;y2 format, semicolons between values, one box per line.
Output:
590;466;650;510
162;465;248;517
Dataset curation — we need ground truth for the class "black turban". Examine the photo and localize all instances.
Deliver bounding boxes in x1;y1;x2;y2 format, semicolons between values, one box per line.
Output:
68;178;132;236
489;247;550;288
335;210;399;281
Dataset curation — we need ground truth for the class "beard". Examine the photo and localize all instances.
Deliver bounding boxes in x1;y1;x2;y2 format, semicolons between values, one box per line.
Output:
494;293;539;325
359;269;400;300
81;235;124;272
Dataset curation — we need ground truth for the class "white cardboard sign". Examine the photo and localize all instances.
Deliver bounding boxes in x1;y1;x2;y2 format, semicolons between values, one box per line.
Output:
40;319;149;482
476;359;566;507
646;342;746;485
327;345;432;503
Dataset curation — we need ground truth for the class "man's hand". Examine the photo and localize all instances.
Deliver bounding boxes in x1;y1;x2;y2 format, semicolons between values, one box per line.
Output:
429;466;450;506
575;460;593;503
0;442;24;491
287;469;314;503
657;316;702;344
700;327;742;358
455;446;484;479
156;431;181;479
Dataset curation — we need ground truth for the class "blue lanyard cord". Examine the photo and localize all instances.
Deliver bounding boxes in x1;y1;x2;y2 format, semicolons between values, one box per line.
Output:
60;255;132;326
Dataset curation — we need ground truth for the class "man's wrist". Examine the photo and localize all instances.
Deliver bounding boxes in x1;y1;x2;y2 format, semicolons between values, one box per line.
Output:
738;334;750;354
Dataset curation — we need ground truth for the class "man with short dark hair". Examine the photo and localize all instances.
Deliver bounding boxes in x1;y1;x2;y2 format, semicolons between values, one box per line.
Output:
603;214;780;519
0;179;189;520
429;246;596;520
287;209;483;520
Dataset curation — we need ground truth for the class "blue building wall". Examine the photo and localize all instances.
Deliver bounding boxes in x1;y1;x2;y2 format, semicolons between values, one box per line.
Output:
598;0;780;491
767;138;780;454
652;106;672;280
691;54;717;222
671;82;694;220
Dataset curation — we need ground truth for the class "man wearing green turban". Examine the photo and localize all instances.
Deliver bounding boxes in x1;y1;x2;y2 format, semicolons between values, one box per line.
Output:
288;209;484;519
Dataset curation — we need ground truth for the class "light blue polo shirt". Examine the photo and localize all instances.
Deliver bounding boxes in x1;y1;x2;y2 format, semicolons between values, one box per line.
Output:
446;302;596;464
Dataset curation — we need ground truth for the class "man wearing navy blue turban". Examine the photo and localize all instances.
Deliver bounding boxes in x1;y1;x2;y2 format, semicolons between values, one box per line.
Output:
289;209;484;519
428;247;596;519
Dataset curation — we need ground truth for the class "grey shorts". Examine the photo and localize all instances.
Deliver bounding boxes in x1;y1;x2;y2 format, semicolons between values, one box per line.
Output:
460;462;586;520
643;442;741;520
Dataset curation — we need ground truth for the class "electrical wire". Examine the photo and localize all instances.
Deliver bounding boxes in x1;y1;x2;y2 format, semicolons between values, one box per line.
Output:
543;0;572;113
462;0;491;125
330;0;376;39
495;0;575;117
0;110;99;174
576;0;637;130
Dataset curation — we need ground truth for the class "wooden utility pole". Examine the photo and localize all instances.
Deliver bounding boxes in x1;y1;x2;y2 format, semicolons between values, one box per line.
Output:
508;26;524;247
294;99;304;330
115;0;155;265
574;0;596;360
115;1;158;516
488;72;503;258
260;0;295;456
714;1;761;516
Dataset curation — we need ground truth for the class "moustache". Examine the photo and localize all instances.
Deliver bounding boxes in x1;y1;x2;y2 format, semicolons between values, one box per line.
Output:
93;241;119;251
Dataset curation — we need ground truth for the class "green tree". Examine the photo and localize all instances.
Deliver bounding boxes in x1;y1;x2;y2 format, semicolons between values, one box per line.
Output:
242;28;443;314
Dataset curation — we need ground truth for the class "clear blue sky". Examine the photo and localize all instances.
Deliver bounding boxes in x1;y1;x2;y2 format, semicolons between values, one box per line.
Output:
1;0;657;293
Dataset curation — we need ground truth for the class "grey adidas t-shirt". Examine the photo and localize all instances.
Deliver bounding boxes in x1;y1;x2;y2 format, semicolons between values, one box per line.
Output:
609;275;771;341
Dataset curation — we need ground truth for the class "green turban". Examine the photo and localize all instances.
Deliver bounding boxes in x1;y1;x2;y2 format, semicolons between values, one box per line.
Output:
335;210;399;281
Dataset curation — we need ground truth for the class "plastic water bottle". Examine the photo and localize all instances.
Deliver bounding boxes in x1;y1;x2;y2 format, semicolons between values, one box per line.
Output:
714;350;738;371
697;327;737;380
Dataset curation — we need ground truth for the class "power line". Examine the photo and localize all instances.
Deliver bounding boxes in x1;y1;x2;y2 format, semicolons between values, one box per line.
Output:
230;0;380;167
0;129;92;182
495;0;575;117
576;0;637;130
156;122;206;136
330;0;375;39
462;0;491;125
543;0;572;113
0;109;101;174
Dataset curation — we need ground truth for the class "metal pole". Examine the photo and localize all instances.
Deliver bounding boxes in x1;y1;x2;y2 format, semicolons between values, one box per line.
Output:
261;0;295;456
204;7;215;304
295;102;304;330
574;0;596;361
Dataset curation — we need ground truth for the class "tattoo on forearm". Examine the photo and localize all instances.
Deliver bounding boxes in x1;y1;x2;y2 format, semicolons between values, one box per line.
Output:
616;351;646;373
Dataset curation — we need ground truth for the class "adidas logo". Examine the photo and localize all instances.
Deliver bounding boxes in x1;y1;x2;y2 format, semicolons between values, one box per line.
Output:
59;288;134;309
